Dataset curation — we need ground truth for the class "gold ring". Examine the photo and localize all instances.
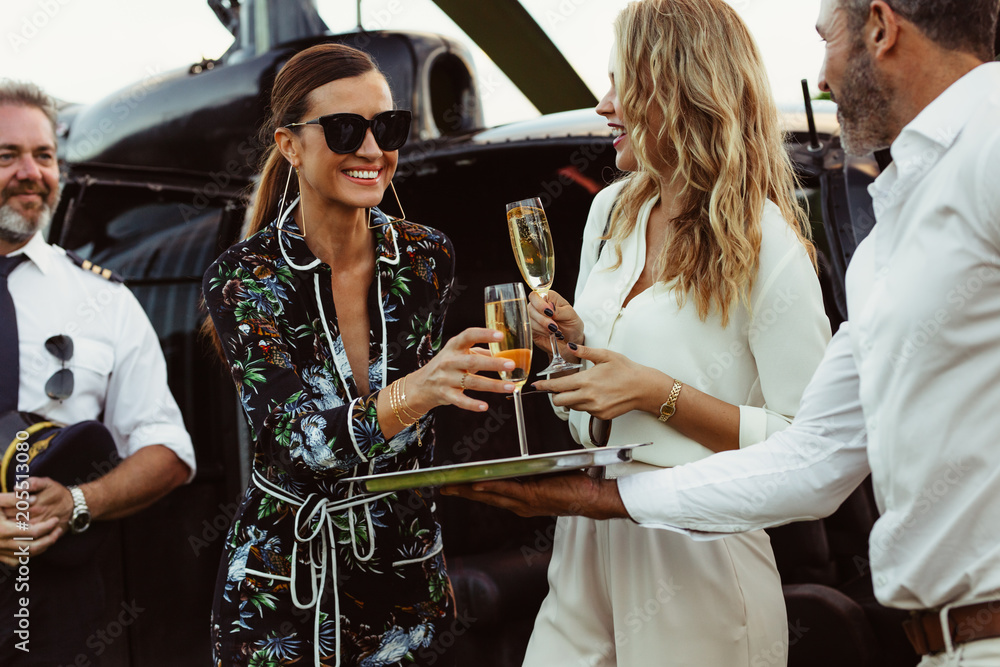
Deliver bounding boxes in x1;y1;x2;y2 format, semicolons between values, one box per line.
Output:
460;371;469;390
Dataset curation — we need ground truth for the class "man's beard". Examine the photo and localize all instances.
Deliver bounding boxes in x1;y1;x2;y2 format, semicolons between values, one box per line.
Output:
836;44;896;156
0;182;60;244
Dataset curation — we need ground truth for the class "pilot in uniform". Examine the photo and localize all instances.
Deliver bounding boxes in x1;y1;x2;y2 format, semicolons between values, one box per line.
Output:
0;83;195;665
0;239;198;664
3;234;197;472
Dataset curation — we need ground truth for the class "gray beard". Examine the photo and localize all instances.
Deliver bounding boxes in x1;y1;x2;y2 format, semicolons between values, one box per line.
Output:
0;200;53;244
836;45;896;157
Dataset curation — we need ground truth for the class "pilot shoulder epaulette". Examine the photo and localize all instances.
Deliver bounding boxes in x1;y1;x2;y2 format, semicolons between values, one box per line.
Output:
64;249;125;284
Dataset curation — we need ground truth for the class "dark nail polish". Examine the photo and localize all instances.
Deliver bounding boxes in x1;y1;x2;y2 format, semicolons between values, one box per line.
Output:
568;342;578;351
555;332;565;340
548;324;559;333
544;308;554;317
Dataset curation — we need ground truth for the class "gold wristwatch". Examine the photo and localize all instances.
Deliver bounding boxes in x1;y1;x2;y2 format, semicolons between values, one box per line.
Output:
657;380;683;423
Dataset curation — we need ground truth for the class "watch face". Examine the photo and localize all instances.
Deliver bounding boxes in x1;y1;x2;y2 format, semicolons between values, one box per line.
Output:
71;511;92;533
68;486;91;533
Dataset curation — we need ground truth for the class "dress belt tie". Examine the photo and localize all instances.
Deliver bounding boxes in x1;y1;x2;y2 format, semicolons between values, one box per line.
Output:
252;471;393;667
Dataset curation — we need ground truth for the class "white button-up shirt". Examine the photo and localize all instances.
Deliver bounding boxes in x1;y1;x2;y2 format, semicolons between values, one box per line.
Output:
619;62;1000;610
7;233;196;477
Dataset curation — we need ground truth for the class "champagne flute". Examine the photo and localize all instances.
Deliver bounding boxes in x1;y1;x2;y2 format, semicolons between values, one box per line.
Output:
484;282;532;457
506;197;581;375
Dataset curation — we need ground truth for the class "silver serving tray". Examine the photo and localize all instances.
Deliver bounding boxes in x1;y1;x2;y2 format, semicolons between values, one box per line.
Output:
342;443;651;493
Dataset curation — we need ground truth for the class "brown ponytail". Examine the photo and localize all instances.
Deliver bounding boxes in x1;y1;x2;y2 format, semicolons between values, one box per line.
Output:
248;147;293;238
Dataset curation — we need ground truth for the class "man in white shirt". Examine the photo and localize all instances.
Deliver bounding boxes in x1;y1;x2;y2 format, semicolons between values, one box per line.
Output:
444;0;1000;663
0;81;195;664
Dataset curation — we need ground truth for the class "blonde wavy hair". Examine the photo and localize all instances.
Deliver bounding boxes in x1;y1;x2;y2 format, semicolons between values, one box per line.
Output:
607;0;815;326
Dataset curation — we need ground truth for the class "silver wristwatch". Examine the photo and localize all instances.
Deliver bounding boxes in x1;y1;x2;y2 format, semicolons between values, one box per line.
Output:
67;485;92;534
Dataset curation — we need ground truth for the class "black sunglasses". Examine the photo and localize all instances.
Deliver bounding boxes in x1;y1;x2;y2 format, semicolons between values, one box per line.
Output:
285;110;411;154
45;334;74;401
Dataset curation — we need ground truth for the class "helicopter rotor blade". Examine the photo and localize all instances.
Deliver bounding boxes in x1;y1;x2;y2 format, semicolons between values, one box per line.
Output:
432;0;597;114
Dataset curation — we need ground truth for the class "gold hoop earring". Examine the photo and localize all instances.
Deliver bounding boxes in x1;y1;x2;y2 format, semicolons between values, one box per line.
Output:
295;168;308;238
367;180;407;229
277;164;306;239
389;180;406;221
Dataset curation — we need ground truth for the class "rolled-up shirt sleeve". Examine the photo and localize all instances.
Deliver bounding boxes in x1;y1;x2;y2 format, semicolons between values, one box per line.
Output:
618;323;870;538
103;289;196;481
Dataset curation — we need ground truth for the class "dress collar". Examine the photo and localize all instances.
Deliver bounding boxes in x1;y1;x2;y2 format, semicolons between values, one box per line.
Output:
371;208;401;266
275;198;400;271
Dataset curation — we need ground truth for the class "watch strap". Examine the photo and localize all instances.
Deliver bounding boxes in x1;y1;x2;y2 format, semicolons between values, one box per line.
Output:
658;380;683;423
67;485;91;534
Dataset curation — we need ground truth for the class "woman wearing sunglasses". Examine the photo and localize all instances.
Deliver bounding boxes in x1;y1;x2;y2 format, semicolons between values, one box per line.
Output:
453;1;831;665
203;43;514;666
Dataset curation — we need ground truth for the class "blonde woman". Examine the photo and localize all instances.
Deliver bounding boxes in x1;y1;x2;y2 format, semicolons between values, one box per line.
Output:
446;0;830;664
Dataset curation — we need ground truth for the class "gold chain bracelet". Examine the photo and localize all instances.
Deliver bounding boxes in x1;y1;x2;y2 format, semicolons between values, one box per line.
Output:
388;379;411;425
388;378;423;448
399;377;423;423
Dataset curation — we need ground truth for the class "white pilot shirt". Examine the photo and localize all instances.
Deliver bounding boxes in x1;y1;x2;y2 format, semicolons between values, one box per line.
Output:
6;232;196;478
619;62;1000;611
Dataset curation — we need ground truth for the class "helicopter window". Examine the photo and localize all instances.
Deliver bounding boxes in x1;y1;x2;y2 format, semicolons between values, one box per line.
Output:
55;181;244;334
428;52;478;135
60;185;238;266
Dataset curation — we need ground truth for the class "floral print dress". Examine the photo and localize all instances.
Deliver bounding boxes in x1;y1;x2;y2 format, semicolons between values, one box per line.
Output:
203;203;456;667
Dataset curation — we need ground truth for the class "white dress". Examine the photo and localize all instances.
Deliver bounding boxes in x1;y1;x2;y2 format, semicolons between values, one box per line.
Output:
522;181;831;666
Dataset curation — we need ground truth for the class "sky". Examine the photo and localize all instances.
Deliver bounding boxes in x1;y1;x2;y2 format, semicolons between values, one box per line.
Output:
0;0;826;127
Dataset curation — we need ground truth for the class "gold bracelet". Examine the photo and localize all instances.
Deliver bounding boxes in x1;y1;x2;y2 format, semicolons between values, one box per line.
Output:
388;380;402;424
391;377;404;420
394;378;423;447
400;381;418;426
389;380;415;427
399;377;423;423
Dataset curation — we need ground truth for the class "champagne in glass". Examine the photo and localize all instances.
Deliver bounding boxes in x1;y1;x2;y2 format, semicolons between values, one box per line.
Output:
506;197;580;375
484;282;532;456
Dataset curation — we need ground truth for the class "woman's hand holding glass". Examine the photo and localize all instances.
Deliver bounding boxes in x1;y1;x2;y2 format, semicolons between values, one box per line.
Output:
526;290;584;363
403;328;517;415
533;344;660;421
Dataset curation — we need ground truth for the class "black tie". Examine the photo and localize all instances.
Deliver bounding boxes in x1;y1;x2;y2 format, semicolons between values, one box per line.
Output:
0;255;28;413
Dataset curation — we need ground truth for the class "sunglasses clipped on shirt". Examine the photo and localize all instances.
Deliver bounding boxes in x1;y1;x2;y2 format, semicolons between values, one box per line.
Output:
285;110;412;154
45;334;74;401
